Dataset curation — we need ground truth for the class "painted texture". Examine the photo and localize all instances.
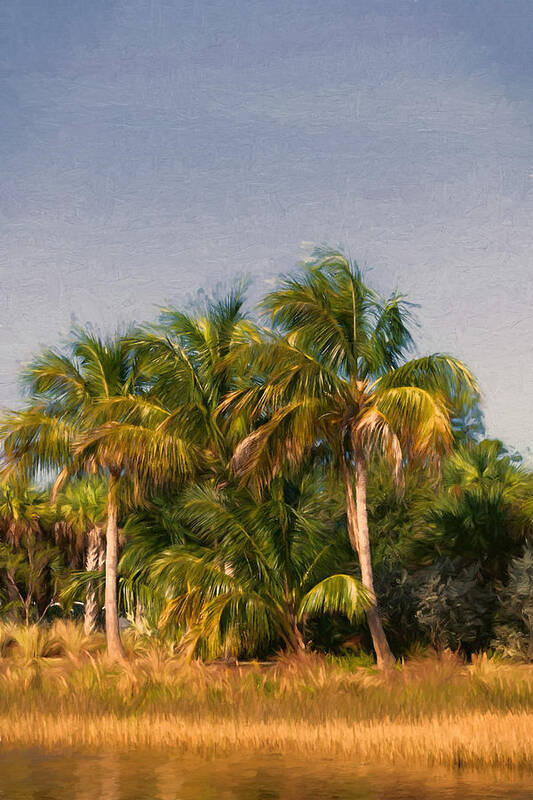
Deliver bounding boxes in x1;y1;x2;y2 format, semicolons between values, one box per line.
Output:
1;0;532;455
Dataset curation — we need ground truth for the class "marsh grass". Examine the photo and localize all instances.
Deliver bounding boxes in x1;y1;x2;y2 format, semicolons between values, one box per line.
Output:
1;622;533;770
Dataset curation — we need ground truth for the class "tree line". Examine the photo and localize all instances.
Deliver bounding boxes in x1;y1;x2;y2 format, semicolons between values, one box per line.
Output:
1;249;532;666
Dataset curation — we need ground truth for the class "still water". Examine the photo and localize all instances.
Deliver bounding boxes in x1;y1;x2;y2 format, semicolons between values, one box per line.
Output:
1;750;532;799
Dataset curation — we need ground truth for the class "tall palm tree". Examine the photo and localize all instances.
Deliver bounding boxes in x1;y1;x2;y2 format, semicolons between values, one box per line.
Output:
0;329;197;660
225;249;478;667
84;292;259;640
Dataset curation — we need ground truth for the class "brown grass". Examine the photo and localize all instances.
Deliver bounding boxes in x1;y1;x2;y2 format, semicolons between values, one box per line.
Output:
1;623;533;770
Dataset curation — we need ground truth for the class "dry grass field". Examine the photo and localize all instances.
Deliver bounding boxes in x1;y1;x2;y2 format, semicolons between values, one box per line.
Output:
1;622;533;770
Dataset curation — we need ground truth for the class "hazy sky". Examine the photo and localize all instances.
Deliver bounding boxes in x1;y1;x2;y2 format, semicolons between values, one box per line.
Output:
1;0;532;456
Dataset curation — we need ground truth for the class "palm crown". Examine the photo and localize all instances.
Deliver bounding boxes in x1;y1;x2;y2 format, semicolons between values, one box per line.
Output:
230;250;476;486
124;288;261;473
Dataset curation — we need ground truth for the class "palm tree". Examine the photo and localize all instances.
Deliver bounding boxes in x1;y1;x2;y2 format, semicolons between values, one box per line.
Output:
53;478;107;635
117;495;196;632
419;439;533;580
0;480;60;624
226;249;478;667
150;472;369;658
123;288;260;478
0;329;197;660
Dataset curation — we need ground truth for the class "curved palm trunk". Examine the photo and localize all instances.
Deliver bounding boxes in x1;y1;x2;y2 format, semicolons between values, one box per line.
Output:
104;472;126;661
344;455;395;669
84;526;103;636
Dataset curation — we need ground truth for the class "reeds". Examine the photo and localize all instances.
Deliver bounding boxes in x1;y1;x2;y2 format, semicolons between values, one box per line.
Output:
1;622;533;770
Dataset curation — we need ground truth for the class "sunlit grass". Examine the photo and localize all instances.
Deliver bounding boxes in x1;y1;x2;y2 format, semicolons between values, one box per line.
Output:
1;622;533;769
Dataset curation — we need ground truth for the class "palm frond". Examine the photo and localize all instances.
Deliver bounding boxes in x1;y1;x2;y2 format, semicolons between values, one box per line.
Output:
0;406;76;482
373;386;453;463
375;354;478;401
298;574;371;622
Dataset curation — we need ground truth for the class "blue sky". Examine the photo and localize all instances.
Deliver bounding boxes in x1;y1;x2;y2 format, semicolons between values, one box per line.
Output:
1;0;532;456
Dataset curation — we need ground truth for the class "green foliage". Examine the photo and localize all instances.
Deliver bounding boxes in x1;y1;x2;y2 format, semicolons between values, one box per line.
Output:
299;574;369;622
411;440;532;580
146;473;369;658
493;543;533;660
366;461;435;566
0;539;64;622
0;481;66;623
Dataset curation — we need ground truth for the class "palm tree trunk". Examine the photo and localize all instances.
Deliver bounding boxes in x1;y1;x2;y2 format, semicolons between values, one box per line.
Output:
5;568;21;623
104;472;126;661
84;527;102;636
291;618;306;651
284;577;305;652
342;460;360;554
97;530;105;609
344;454;395;669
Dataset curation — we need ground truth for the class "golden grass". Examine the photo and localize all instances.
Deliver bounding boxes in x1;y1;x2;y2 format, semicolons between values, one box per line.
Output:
2;623;533;770
3;711;533;770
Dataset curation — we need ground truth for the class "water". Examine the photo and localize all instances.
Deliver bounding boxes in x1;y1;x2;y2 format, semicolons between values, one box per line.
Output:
1;750;532;799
